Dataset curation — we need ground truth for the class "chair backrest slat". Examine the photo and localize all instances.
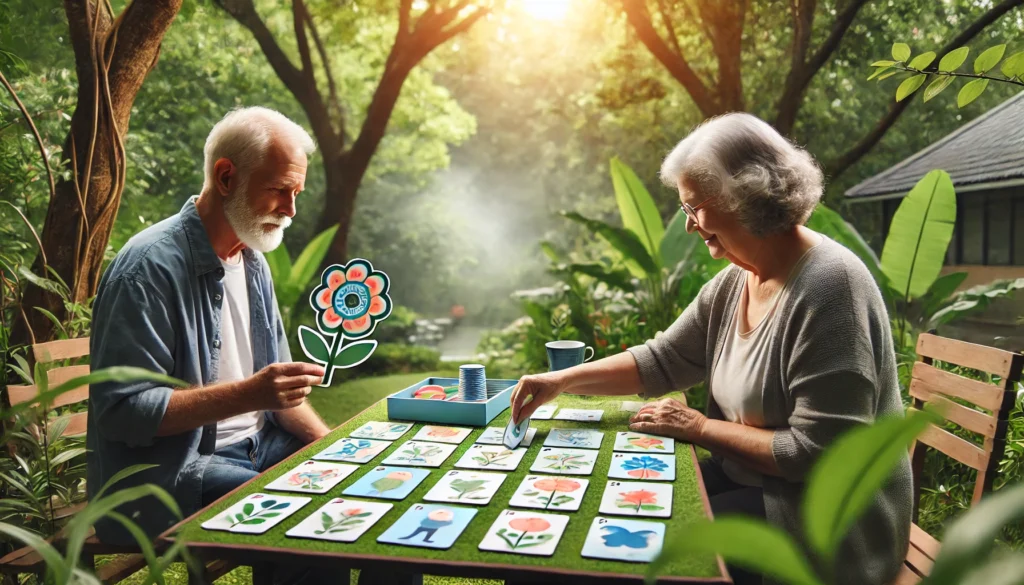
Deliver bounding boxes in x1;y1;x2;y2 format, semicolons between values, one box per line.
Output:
916;333;1018;379
7;384;38;406
917;424;987;470
909;384;998;438
63;412;87;437
911;362;1006;411
45;365;91;408
31;338;90;363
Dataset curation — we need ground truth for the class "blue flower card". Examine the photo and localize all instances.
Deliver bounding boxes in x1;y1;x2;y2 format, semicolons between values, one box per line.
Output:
608;453;676;481
580;517;665;562
377;503;478;550
342;466;430;500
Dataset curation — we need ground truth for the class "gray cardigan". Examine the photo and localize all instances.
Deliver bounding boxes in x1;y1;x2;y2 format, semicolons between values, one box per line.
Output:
628;236;911;585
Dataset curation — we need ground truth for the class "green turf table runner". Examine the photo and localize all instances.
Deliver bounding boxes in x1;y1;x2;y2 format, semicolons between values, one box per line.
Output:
172;395;722;580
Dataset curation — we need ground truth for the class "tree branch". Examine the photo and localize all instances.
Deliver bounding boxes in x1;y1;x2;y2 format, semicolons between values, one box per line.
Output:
399;0;413;37
826;0;1024;179
303;1;344;136
293;0;315;82
655;0;684;59
214;0;305;91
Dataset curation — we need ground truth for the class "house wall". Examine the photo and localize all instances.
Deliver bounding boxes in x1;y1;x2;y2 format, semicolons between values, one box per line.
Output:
937;265;1024;352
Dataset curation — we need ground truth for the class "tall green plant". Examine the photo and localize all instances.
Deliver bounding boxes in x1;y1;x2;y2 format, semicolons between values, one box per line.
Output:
265;225;339;331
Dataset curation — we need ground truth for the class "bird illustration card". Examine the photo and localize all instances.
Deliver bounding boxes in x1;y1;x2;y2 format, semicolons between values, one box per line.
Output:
285;498;393;543
376;503;477;550
553;408;603;422
619;401;646;413
598;481;673;518
477;509;569;557
201;494;310;534
530;404;558;420
264;460;358;494
529;447;598;476
608;453;676;482
580;517;666;562
341;466;430;500
381;441;458;468
423;470;507;506
454;444;528;471
411;426;473;445
350;421;413;441
508;475;589;512
477;426;536;447
613;432;676;454
542;428;604;450
312;438;392;464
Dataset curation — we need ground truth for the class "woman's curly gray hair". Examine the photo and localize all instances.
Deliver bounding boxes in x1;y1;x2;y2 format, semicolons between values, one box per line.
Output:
660;113;823;238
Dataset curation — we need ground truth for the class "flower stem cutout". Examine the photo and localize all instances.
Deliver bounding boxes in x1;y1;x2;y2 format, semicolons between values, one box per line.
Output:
298;259;393;386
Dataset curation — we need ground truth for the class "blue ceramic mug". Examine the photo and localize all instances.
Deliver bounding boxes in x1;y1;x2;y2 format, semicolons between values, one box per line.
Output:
546;340;595;372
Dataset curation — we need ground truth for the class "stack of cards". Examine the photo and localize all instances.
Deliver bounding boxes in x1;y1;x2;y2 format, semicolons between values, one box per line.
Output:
598;481;672;518
201;494;310;534
581;517;666;562
478;510;570;557
553;409;604;422
455;444;529;471
342;466;431;500
477;426;536;447
286;498;393;543
264;460;358;494
313;438;391;463
424;470;506;505
381;441;458;468
543;428;604;449
377;503;477;550
530;447;599;476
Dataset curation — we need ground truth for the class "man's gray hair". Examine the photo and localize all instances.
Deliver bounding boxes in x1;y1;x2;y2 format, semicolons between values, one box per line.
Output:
202;106;316;192
660;112;823;237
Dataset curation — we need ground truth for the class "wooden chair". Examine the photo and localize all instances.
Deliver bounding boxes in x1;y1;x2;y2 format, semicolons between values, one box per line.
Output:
894;333;1024;584
0;338;235;584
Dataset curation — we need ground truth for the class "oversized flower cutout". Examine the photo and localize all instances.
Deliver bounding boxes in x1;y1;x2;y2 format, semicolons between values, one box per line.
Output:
298;258;393;387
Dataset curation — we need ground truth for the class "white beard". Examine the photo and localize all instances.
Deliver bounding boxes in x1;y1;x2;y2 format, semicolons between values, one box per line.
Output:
223;177;292;252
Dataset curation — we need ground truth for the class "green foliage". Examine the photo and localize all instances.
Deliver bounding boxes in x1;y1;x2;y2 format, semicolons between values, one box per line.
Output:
266;226;338;332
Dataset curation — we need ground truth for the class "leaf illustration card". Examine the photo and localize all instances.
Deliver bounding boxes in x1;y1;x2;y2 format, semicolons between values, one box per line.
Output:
508;475;589;512
201;494;310;534
312;438;392;464
598;481;673;518
619;401;646;413
531;404;557;420
381;441;458;468
478;509;569;557
613;432;676;454
529;447;598;476
581;517;666;562
553;408;603;422
543;428;604;450
377;503;477;550
423;470;507;505
608;453;676;482
454;444;528;471
350;421;413;441
411;426;473;445
264;460;358;494
342;466;430;500
477;426;536;447
285;498;393;543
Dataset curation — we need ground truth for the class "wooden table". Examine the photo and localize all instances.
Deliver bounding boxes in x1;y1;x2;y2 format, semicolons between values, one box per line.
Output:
160;394;730;584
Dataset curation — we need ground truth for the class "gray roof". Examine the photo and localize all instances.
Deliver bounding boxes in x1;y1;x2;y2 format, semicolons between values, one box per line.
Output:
845;91;1024;199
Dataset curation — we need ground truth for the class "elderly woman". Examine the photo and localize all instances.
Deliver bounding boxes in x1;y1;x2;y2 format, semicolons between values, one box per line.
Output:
511;113;911;585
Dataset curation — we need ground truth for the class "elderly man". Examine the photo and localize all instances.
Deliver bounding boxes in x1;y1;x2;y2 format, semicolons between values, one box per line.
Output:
87;107;331;546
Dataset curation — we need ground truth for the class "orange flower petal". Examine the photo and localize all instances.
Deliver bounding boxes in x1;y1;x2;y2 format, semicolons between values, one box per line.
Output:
323;308;343;328
315;288;333;310
369;295;388;317
364;274;386;296
346;263;369;283
342;314;371;336
326;268;345;291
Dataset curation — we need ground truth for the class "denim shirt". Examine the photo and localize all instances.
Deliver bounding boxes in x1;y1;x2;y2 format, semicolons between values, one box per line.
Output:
87;197;289;544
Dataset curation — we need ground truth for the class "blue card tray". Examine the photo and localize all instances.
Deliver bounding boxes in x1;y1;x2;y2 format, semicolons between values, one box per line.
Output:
386;377;517;426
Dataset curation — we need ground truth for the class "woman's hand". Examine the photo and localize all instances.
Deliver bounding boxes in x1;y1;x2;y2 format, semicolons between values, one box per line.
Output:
511;373;564;424
629;397;707;443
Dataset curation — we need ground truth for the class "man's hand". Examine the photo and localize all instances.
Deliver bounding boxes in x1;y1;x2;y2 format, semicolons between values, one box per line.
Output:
245;362;325;411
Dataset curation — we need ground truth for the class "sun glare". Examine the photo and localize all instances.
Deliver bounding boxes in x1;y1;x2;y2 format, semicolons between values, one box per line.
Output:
520;0;572;21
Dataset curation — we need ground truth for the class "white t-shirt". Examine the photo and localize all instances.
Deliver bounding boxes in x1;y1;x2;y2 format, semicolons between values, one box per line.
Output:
214;256;264;450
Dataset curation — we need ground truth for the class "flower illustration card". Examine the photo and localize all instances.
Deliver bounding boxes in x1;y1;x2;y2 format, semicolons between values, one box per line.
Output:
508;475;589;512
613;432;676;454
411;426;473;445
381;441;458;468
342;466;430;500
264;460;358;494
531;404;557;420
529;447;598;476
543;428;604;450
423;470;507;505
598;481;673;518
478;509;569;557
581;517;666;562
312;438;392;464
201;494;310;534
454;444;528;471
553;408;603;422
285;498;393;543
377;503;477;550
350;421;413;441
608;453;676;481
477;426;536;447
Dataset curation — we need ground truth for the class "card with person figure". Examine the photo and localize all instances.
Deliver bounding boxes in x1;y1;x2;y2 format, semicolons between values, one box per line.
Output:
264;460;359;494
580;517;666;562
312;438;392;464
201;493;310;534
476;426;536;447
597;481;673;518
608;453;676;482
285;498;393;543
478;509;570;557
341;466;431;500
376;503;477;550
423;470;507;505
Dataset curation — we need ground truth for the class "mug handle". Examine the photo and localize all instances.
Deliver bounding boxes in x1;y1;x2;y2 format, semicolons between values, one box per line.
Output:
584;346;595;362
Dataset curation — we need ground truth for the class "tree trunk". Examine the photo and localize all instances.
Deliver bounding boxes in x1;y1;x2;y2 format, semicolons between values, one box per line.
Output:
16;0;182;344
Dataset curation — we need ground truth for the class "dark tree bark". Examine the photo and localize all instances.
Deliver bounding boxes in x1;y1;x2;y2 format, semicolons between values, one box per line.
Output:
17;0;183;343
216;0;487;263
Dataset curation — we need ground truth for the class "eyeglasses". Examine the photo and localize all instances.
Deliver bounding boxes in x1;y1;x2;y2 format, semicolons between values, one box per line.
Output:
680;196;714;226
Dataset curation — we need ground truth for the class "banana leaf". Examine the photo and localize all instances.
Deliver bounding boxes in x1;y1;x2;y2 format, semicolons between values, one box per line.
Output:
610;157;664;262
